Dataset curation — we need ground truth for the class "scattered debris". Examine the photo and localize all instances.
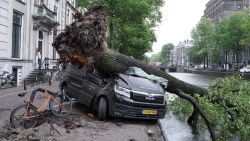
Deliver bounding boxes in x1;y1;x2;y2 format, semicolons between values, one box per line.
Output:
147;129;154;137
115;123;122;127
49;124;62;136
84;113;95;122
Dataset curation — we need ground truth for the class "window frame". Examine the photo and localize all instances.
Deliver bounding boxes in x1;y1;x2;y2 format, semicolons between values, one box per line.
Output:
12;11;23;59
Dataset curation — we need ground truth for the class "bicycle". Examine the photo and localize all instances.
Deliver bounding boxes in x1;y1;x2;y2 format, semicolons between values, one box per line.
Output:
10;87;72;129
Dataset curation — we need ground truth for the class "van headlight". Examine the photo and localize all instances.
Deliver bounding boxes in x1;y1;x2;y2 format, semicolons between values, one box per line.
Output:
114;85;131;98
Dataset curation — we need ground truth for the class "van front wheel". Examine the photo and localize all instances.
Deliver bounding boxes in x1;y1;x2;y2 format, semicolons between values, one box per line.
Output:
97;97;108;121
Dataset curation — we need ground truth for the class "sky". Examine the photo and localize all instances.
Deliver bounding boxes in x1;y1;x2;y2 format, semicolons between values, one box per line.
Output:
149;0;210;56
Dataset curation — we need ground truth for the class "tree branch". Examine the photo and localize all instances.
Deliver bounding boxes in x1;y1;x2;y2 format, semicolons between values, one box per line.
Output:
171;88;216;141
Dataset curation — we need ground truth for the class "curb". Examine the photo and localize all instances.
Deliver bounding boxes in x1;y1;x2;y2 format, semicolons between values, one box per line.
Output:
158;119;168;141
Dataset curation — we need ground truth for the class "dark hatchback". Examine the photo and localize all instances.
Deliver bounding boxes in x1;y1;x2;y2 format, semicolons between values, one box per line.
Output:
60;64;167;120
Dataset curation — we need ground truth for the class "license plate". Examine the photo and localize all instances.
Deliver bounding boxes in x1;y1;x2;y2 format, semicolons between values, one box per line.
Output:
142;110;157;115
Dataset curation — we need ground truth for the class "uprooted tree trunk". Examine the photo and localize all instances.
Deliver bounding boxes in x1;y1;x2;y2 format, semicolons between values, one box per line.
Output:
53;6;216;141
95;49;215;140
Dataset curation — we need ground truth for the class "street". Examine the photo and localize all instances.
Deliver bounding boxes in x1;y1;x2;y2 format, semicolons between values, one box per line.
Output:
0;81;164;141
0;72;221;141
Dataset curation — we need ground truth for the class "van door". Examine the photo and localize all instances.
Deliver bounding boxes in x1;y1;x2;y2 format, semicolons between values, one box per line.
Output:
67;66;96;106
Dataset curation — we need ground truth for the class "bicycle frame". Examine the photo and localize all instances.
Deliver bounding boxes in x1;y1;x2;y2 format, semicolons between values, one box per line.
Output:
22;90;61;120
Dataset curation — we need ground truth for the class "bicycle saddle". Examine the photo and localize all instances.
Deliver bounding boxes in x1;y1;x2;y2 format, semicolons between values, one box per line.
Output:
18;92;27;97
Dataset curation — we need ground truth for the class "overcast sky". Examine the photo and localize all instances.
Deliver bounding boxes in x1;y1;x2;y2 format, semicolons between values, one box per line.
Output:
149;0;210;55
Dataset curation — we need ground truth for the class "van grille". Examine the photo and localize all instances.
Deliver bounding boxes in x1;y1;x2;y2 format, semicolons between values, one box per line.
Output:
131;92;164;104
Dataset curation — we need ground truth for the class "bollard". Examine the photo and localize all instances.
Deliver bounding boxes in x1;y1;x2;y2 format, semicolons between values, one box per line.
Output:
23;79;27;90
49;76;51;85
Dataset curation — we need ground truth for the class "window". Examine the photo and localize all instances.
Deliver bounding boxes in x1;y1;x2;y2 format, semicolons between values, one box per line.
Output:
16;0;25;4
66;9;70;24
54;6;57;13
39;0;44;5
12;12;22;58
54;6;58;21
39;31;43;39
71;13;74;23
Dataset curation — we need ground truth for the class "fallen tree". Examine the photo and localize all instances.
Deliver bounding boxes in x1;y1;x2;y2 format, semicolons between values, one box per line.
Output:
53;6;216;141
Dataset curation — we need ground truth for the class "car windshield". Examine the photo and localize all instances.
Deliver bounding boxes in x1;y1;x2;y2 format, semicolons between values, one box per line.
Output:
125;67;150;78
124;67;168;88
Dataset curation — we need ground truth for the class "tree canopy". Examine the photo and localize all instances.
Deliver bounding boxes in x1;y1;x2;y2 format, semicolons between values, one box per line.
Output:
150;43;174;64
189;10;250;68
190;18;215;67
76;0;164;60
160;43;174;64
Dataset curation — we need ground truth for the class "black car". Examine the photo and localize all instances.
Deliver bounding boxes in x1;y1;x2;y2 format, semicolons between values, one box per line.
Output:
60;64;167;120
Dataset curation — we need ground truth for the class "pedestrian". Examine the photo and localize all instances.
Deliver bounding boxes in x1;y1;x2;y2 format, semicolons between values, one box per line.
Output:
38;50;42;69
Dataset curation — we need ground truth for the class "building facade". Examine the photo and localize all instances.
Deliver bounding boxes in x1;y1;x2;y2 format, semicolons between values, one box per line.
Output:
204;0;250;22
204;0;250;69
0;0;76;86
170;40;193;67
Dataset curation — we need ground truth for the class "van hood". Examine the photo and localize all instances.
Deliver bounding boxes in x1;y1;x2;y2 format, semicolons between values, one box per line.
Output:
115;74;164;94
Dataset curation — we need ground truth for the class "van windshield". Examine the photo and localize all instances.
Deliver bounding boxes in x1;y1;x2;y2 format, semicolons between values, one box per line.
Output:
124;67;168;88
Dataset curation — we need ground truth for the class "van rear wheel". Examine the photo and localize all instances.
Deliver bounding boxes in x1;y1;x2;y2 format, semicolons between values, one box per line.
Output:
97;97;108;121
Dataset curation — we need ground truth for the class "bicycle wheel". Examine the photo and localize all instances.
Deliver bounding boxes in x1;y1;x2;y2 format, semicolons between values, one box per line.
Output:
10;104;38;129
49;93;72;117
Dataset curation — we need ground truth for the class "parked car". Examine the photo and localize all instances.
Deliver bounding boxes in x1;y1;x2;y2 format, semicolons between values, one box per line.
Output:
239;66;250;73
194;65;204;70
59;64;167;120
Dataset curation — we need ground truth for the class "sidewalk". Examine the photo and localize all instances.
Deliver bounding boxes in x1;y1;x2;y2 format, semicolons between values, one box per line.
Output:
0;81;60;111
0;81;60;97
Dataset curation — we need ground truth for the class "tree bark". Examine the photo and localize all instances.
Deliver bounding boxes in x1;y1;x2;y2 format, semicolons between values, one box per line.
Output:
174;89;216;141
95;49;208;95
94;49;216;140
203;55;206;69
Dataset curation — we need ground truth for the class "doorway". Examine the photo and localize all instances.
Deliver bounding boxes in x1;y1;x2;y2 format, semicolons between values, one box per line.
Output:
12;68;18;87
37;31;43;69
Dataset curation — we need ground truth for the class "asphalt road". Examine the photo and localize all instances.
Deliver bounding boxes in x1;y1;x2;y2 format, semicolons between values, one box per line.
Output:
0;82;165;141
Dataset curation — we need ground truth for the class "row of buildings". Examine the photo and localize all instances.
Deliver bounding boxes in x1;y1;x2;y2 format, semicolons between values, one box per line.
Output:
169;40;193;67
204;0;250;22
170;0;250;69
0;0;77;86
204;0;250;69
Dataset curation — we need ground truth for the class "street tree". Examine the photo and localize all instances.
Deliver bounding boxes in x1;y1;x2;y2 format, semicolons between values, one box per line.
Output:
215;19;231;66
160;43;174;64
150;43;174;64
224;11;248;68
191;18;215;68
239;10;250;66
150;53;161;62
187;44;203;65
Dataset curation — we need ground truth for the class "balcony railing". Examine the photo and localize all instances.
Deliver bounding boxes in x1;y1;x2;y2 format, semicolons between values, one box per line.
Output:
33;4;59;28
